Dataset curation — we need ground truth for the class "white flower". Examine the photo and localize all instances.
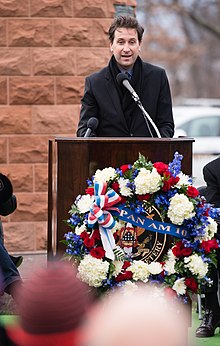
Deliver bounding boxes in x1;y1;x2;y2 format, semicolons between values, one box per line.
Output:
112;261;123;277
111;220;123;235
76;194;94;213
167;248;176;260
94;167;116;183
175;172;191;188
134;167;161;194
172;278;186;295
167;193;195;225
146;261;163;275
118;177;133;197
75;223;87;235
78;255;109;287
164;259;176;274
129;260;150;282
201;217;218;240
184;254;208;278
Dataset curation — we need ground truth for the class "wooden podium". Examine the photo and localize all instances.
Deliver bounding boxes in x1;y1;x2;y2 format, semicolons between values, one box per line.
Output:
47;137;194;257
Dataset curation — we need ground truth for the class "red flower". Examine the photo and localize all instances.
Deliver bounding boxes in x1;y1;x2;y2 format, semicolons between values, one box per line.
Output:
137;193;151;201
172;241;184;257
80;231;89;240
175;241;184;249
200;239;219;253
186;186;199;198
153;162;168;175
90;246;105;259
115;261;133;282
91;229;101;241
172;247;183;257
111;182;120;193
120;164;131;174
162;176;180;192
115;270;133;282
182;248;193;257
122;261;131;270
185;278;198;293
118;196;127;204
83;237;95;248
172;241;192;257
85;187;94;196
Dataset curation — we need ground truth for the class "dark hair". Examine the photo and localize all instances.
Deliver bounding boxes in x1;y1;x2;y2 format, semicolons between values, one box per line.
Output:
108;15;144;43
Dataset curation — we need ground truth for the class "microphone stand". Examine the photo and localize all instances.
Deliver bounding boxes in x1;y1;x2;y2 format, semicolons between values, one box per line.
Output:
130;93;162;139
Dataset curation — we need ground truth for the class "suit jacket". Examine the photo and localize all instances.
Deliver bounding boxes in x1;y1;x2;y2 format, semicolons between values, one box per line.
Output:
77;59;174;138
203;157;220;208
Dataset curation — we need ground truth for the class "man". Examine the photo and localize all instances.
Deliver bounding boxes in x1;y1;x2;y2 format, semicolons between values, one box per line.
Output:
0;173;22;303
77;15;174;138
196;157;220;338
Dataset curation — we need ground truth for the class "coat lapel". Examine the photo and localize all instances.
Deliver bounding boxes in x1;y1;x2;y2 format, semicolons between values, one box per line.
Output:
104;72;129;132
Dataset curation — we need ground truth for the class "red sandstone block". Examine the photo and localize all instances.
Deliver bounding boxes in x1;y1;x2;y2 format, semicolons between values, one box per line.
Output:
0;48;30;76
0;106;32;133
36;222;47;250
32;105;79;134
54;18;111;47
9;77;54;105
0;78;7;104
9;135;50;163
4;222;36;252
34;164;48;192
8;19;53;47
114;0;137;5
10;192;48;222
0;19;6;46
0;164;33;192
30;0;72;17
75;48;110;75
56;76;84;104
32;48;76;75
0;137;7;164
73;0;114;18
0;0;29;17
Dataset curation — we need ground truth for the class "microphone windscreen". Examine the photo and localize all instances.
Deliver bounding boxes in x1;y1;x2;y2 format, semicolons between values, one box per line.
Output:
87;117;99;130
116;72;129;86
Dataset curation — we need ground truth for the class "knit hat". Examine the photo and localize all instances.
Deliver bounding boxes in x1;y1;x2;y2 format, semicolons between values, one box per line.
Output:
0;173;13;204
7;261;90;346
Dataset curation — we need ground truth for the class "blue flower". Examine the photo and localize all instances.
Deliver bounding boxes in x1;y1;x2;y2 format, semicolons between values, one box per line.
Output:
168;152;183;177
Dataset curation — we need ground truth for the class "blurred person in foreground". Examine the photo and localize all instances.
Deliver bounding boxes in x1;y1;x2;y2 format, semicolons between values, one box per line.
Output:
3;262;92;346
77;15;174;138
85;285;190;346
196;157;220;338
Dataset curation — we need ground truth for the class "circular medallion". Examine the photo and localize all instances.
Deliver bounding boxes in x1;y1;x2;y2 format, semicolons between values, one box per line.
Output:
117;205;171;264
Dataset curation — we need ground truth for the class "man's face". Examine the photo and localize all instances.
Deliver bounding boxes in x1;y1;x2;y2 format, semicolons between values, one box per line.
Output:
110;27;141;70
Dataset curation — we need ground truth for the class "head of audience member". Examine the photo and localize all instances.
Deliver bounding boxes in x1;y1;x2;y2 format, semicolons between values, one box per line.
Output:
6;261;91;346
86;284;189;346
108;15;144;71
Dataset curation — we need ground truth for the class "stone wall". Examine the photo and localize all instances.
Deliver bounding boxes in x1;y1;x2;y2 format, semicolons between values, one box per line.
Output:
0;0;136;252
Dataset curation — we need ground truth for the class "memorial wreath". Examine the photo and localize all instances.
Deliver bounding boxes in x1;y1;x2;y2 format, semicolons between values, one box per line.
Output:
63;152;220;301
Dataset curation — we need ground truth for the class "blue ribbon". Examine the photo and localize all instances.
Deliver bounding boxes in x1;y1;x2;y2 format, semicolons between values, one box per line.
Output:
116;206;190;239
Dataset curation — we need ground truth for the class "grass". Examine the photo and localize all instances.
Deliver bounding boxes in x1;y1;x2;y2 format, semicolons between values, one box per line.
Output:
189;311;220;346
0;310;220;345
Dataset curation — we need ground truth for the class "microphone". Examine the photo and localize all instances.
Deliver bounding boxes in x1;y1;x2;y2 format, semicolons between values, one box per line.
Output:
116;72;161;138
116;73;140;102
84;117;99;137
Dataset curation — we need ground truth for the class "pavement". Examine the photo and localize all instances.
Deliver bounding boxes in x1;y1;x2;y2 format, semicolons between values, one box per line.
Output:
0;251;47;314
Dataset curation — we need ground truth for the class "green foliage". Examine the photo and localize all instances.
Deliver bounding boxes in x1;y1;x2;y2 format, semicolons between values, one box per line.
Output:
133;153;153;170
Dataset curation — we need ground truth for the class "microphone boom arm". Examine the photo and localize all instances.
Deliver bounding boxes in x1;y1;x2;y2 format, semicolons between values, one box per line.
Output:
133;97;162;138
